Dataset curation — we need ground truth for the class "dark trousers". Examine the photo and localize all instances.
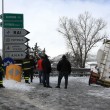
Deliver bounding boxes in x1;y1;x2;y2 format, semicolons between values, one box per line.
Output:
24;70;30;83
0;72;3;86
57;72;69;88
38;70;43;83
43;72;50;86
30;69;34;82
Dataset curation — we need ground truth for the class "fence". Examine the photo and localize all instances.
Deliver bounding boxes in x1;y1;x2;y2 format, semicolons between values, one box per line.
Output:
51;67;91;76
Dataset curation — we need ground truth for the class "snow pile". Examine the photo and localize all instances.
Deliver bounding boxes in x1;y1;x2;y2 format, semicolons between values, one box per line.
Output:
4;79;35;91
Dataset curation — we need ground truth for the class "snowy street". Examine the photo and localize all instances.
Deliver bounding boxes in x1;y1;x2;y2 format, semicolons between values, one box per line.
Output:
0;76;110;110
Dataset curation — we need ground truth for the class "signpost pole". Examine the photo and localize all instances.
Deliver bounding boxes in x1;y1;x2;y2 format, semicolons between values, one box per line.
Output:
2;0;4;59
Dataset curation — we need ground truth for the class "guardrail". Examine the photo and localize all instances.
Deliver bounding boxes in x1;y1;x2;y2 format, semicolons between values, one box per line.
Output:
51;67;91;76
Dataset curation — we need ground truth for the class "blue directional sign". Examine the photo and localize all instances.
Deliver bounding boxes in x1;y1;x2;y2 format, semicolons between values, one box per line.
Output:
3;57;14;69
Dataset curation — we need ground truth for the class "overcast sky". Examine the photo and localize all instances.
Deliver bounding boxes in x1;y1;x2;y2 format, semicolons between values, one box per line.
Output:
0;0;110;58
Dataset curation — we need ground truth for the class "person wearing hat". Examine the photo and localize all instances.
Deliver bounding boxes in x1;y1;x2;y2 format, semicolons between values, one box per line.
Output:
56;55;71;89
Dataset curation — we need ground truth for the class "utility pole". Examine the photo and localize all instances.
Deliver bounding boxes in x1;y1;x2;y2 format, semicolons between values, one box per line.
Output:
2;0;4;58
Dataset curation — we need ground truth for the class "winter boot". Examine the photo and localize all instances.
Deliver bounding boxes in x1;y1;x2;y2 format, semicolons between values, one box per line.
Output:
0;85;5;88
55;86;60;88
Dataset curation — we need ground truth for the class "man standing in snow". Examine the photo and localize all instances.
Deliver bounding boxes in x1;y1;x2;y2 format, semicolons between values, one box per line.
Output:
42;54;52;88
56;55;71;89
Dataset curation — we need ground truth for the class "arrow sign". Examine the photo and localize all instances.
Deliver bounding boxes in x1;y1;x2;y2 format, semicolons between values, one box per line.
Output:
4;52;26;59
4;28;30;37
5;44;28;51
4;37;30;43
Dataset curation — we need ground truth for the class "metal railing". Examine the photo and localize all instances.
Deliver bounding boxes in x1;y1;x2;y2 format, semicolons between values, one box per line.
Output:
51;67;91;76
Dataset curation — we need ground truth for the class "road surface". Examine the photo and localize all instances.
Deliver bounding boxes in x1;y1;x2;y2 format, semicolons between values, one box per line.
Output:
0;76;110;110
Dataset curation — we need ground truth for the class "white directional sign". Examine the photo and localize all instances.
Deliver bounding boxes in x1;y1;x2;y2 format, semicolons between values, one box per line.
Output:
4;28;30;37
5;44;27;51
3;28;30;59
4;52;26;59
4;37;29;43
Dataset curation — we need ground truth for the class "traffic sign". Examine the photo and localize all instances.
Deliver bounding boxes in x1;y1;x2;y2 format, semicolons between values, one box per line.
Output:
3;22;23;28
4;52;26;59
4;37;30;43
2;13;23;28
3;57;14;69
5;44;27;51
4;28;30;37
3;13;23;20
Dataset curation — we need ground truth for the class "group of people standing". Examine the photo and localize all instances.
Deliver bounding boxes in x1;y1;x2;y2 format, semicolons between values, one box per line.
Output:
22;54;52;88
37;54;52;88
36;54;71;89
0;54;71;89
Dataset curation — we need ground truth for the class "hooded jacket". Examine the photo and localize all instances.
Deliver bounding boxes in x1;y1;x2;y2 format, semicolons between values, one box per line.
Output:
57;55;71;74
42;55;51;74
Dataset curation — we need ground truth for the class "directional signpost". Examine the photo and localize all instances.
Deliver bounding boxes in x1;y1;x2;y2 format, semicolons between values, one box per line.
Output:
4;37;29;44
5;44;27;52
4;52;26;59
2;13;23;28
3;28;30;59
4;28;30;36
0;13;30;60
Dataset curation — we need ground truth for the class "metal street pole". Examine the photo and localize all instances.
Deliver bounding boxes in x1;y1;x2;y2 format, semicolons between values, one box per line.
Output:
2;0;4;59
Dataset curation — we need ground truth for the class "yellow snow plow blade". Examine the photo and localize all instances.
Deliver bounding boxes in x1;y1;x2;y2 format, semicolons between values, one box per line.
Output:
97;79;110;87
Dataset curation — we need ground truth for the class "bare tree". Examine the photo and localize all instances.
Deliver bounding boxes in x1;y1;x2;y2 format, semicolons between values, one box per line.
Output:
58;12;107;68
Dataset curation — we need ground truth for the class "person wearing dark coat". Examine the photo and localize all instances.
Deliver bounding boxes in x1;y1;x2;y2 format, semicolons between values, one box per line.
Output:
42;54;52;88
22;54;31;84
56;55;71;89
0;56;5;88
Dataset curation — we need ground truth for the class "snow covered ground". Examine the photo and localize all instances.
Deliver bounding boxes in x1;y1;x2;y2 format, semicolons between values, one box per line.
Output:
1;76;110;110
3;76;110;99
